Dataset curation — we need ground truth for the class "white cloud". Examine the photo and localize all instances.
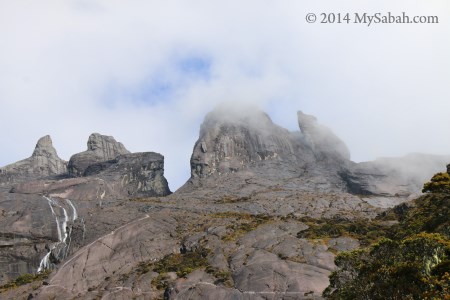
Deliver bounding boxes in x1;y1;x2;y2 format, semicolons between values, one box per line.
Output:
1;1;449;190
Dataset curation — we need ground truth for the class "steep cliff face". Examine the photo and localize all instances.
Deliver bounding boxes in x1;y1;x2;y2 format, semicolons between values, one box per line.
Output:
181;106;450;202
190;106;315;178
2;108;450;300
0;133;171;284
297;111;350;164
0;135;67;184
67;133;130;177
181;105;353;198
100;152;171;197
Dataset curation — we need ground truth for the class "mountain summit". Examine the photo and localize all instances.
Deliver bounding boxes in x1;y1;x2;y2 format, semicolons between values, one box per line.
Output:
1;108;449;299
0;135;67;183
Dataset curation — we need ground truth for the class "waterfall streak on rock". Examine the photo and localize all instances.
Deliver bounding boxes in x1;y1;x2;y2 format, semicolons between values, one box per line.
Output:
66;199;78;221
37;197;76;272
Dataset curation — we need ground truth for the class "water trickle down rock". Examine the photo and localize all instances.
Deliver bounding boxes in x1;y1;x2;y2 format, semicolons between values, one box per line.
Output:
37;197;78;272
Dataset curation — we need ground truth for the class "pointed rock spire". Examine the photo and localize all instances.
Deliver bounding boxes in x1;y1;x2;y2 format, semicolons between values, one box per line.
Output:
32;135;59;157
0;135;67;183
297;111;350;162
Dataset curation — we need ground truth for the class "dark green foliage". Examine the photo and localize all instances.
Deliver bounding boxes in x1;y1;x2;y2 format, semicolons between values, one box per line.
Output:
148;247;210;290
215;213;271;241
423;172;450;193
0;270;51;291
394;193;450;239
325;170;450;299
153;247;210;278
324;233;450;300
298;218;390;246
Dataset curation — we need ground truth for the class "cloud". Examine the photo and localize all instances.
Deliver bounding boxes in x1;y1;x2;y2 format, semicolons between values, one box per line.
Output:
1;1;449;190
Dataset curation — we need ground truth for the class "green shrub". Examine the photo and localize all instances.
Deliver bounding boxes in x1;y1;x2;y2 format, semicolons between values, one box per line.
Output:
423;172;450;193
325;233;450;299
0;270;51;291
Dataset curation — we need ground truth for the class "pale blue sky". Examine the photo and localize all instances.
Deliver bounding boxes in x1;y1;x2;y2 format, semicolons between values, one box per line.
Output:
1;1;449;190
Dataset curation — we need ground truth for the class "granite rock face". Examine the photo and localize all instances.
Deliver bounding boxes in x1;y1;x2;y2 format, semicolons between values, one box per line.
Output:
342;153;450;197
59;133;171;198
99;152;171;197
2;108;450;300
181;105;450;203
190;105;316;178
67;133;130;177
189;107;353;182
182;105;347;199
0;135;67;184
297;111;350;164
0;133;171;284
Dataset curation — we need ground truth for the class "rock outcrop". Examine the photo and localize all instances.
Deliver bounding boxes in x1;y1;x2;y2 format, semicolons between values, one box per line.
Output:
0;135;67;184
189;105;315;178
2;108;450;300
68;133;130;177
99;152;171;197
341;153;450;197
179;106;450;205
0;133;171;284
180;105;355;199
297;111;350;163
10;133;171;199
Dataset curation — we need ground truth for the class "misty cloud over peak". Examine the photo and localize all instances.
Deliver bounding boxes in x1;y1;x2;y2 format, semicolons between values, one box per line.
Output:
1;1;449;190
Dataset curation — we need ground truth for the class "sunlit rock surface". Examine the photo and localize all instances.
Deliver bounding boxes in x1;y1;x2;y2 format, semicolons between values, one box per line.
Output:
0;135;67;184
67;133;130;177
1;107;450;299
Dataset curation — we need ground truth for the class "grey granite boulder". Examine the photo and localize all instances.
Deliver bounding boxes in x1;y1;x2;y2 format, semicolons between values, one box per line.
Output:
67;133;130;177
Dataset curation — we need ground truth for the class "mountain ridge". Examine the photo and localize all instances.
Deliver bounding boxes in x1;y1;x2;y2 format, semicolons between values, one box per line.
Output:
1;106;449;299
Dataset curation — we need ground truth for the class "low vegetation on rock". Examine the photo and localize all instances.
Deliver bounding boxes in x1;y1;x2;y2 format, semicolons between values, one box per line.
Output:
324;172;450;299
0;270;50;292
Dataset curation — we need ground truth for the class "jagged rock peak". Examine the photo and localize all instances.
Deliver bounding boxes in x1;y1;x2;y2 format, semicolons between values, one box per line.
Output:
87;133;129;156
189;105;314;178
0;135;67;182
68;133;130;177
32;135;58;157
297;111;350;162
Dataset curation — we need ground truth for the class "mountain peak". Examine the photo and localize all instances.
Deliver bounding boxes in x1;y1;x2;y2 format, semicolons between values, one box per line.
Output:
0;135;67;182
68;133;130;177
32;135;58;157
297;111;350;162
87;133;129;154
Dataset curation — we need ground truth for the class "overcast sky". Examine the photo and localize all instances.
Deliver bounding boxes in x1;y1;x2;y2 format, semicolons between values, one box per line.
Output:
1;1;449;191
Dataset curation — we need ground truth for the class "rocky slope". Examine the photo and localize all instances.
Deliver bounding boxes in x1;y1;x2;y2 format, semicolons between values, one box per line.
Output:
0;133;170;285
1;107;449;300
